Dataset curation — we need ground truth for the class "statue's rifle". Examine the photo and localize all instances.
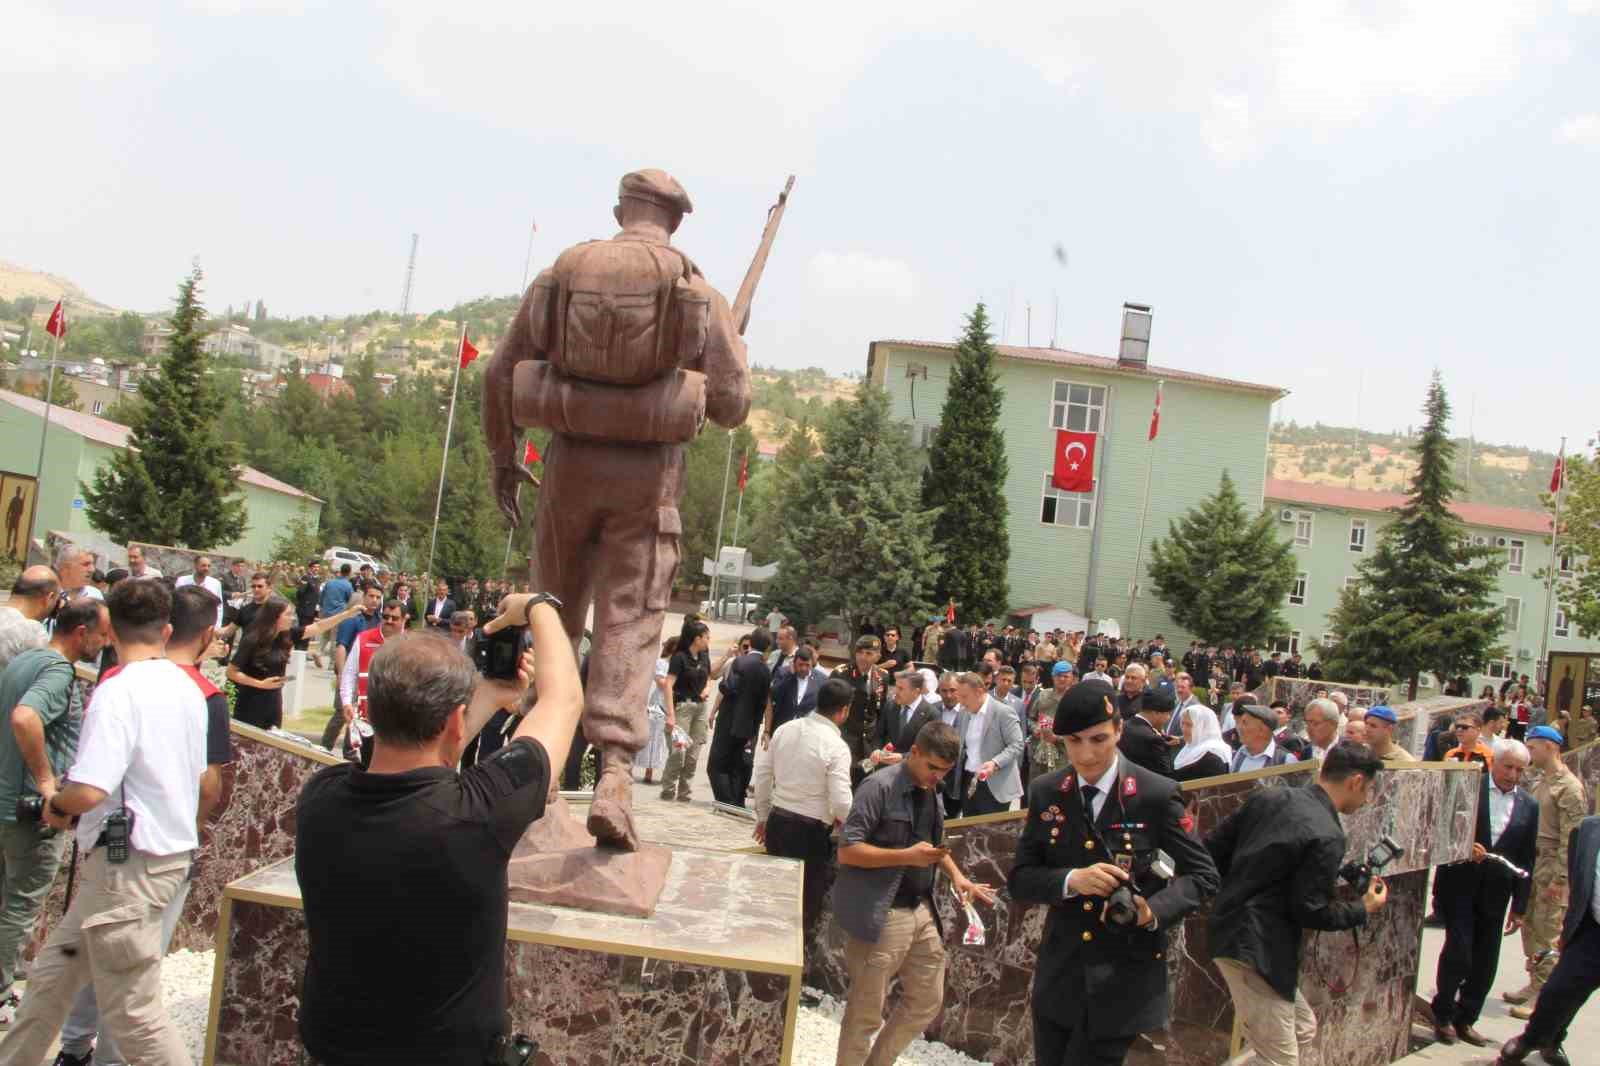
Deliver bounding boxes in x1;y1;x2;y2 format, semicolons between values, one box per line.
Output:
731;175;795;336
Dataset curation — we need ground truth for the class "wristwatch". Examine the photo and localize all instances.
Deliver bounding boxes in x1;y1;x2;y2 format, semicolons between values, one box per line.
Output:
525;592;563;613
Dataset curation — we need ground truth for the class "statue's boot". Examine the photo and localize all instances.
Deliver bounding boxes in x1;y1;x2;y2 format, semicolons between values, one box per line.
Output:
586;746;640;852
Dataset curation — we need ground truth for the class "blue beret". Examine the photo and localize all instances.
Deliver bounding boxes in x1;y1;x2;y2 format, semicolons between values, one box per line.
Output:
1052;661;1075;676
1365;705;1398;724
1527;724;1564;744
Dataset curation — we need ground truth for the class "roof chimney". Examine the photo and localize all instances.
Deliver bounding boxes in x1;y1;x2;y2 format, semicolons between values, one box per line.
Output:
1118;303;1152;368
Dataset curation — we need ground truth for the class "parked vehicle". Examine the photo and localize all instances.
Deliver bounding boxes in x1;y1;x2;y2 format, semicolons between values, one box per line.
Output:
696;592;766;624
322;547;389;575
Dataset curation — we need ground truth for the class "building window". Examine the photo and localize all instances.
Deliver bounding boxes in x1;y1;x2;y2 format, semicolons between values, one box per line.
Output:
1349;518;1367;553
1506;538;1525;574
1504;596;1522;632
1486;658;1515;680
1321;634;1336;649
1559;551;1575;575
1041;475;1094;529
1271;632;1302;655
1343;576;1360;594
1293;511;1313;547
1555;608;1570;639
1471;534;1489;547
1050;381;1107;433
1289;572;1308;606
91;400;105;415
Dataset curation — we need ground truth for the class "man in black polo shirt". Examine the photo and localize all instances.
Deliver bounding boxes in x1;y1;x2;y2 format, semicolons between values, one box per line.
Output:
294;595;583;1066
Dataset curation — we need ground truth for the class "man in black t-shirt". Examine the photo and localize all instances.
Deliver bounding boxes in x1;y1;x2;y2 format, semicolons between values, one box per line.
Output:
295;595;584;1066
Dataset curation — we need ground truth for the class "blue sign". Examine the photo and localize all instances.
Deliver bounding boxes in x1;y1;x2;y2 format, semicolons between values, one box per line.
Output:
71;497;84;510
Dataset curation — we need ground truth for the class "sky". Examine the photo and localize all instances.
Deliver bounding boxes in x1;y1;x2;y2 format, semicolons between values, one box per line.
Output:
6;0;1598;452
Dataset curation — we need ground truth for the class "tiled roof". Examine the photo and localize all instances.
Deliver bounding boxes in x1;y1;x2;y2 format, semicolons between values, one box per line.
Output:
0;389;323;503
1265;477;1552;535
871;340;1287;397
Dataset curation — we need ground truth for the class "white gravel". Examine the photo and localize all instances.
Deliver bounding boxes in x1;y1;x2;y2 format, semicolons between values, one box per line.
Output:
160;957;986;1066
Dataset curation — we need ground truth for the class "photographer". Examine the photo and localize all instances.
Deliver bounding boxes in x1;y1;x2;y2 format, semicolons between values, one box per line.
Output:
295;594;582;1066
1008;680;1217;1066
0;579;206;1066
1204;743;1389;1066
0;597;108;1023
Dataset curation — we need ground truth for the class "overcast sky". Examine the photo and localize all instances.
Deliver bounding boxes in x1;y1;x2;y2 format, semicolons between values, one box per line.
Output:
7;1;1597;452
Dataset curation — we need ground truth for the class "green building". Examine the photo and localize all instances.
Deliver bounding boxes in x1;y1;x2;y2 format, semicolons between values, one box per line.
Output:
1265;478;1597;695
0;388;321;561
867;334;1285;643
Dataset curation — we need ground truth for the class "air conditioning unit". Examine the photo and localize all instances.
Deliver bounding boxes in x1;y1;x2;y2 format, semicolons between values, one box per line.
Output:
1280;509;1296;522
1495;537;1508;548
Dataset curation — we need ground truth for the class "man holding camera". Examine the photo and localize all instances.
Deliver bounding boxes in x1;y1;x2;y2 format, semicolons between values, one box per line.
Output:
1205;743;1389;1066
0;579;206;1066
295;594;583;1066
0;597;108;1024
1008;679;1218;1066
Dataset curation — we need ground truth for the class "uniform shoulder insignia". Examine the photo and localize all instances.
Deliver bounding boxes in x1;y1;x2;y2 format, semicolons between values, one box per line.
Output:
1123;774;1138;798
1060;773;1076;793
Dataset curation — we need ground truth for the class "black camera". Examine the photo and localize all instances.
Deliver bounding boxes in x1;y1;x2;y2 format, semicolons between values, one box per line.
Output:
1104;849;1175;928
1338;835;1404;893
474;625;532;681
15;795;44;823
487;1032;537;1066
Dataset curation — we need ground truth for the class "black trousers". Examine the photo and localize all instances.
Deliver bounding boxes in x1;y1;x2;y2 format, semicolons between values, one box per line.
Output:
708;722;751;806
1033;1011;1136;1066
1523;915;1600;1049
941;791;963;818
960;770;1008;816
1431;873;1511;1027
764;807;835;947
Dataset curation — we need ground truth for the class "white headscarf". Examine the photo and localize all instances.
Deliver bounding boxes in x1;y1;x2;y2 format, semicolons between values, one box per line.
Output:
1175;705;1234;771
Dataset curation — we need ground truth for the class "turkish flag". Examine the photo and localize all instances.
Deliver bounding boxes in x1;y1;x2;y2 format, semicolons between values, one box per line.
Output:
458;333;479;369
523;439;541;465
1052;430;1096;493
1550;455;1564;494
737;453;749;492
44;300;66;339
1149;382;1162;441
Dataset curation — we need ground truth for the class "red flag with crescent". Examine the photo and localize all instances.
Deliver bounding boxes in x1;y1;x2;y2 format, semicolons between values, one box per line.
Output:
44;300;67;339
1052;430;1096;493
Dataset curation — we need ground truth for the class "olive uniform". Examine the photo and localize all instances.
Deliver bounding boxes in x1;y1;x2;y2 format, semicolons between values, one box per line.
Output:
1518;762;1588;1004
831;657;885;787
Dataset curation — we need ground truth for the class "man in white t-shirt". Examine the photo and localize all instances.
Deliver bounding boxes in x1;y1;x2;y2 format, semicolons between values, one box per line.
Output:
0;579;204;1066
52;546;103;604
125;544;162;580
175;555;225;627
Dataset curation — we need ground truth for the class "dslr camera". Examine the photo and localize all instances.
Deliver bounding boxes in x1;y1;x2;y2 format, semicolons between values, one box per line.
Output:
473;592;561;681
1105;848;1175;928
1338;835;1405;893
15;794;45;824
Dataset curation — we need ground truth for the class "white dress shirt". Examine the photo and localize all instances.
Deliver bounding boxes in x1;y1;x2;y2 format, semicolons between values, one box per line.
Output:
752;712;853;826
175;574;225;626
1063;756;1121;898
964;702;987;772
1488;783;1516;844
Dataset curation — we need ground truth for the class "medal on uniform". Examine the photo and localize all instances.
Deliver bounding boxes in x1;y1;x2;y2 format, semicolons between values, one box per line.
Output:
1060;774;1076;793
1116;851;1135;873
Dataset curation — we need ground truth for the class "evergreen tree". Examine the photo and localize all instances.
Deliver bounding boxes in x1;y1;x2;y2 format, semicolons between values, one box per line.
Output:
1549;447;1599;639
764;385;940;636
923;304;1009;620
18;368;83;412
82;266;248;550
1320;372;1504;697
747;417;819;564
1147;470;1297;646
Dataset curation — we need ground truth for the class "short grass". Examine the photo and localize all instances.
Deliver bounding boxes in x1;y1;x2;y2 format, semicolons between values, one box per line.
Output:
283;704;334;741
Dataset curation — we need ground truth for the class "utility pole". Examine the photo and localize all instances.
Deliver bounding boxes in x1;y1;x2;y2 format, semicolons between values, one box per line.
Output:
399;233;419;316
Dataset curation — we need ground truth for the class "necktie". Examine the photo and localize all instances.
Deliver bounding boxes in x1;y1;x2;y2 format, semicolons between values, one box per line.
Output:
1081;784;1099;821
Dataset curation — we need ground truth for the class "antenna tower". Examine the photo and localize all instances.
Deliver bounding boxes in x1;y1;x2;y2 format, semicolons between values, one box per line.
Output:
399;233;419;316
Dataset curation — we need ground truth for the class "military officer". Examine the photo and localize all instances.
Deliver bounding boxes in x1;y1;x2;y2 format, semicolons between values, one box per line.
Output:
832;634;885;787
1008;680;1219;1065
1507;725;1589;1019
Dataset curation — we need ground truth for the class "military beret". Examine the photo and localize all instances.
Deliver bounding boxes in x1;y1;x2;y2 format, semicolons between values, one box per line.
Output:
1527;724;1564;744
1141;688;1176;714
854;635;881;652
618;169;693;214
1052;661;1075;676
1365;704;1398;725
1236;704;1276;730
1054;679;1117;737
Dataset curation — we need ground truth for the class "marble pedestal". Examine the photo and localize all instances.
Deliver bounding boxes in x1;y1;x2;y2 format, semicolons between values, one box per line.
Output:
208;850;803;1066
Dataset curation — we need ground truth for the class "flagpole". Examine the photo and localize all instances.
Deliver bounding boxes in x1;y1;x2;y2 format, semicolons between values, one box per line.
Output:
1125;380;1162;635
25;299;65;554
1539;437;1567;672
426;324;467;579
709;430;735;613
732;456;747;549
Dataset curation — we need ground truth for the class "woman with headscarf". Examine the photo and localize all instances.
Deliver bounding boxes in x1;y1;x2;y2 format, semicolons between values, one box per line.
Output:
1173;703;1233;782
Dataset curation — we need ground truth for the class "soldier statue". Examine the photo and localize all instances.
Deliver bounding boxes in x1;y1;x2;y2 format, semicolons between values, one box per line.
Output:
483;169;753;852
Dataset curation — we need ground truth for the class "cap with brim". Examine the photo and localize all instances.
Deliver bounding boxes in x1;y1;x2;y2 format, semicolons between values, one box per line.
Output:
1054;680;1117;736
1052;661;1074;676
1237;705;1276;730
1141;688;1176;714
855;635;881;651
1365;705;1398;725
1527;724;1565;744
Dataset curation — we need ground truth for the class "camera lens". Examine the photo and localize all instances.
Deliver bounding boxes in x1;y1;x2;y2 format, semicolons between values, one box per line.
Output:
15;795;45;823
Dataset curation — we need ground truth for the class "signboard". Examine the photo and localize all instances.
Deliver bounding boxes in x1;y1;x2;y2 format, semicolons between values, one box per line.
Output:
0;472;39;562
1547;652;1600;723
71;497;84;510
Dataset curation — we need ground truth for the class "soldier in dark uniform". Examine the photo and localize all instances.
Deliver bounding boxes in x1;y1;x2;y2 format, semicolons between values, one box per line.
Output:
1009;680;1219;1065
832;634;885;787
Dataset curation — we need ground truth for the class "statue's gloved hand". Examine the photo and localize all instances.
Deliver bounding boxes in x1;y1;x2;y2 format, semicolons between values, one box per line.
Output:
494;462;540;527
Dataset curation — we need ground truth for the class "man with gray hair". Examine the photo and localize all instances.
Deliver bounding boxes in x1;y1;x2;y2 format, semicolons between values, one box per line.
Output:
1304;699;1345;761
51;546;100;605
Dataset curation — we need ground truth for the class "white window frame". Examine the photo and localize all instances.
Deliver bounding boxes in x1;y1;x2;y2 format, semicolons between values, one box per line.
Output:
1293;511;1314;548
1040;475;1095;530
1348;518;1367;553
1343;576;1360;594
1504;596;1522;632
1289;572;1308;606
91;400;105;415
1271;631;1302;656
1559;551;1575;575
1486;658;1515;680
1555;608;1570;639
1050;380;1107;434
1321;634;1336;649
1506;538;1525;575
1041;381;1106;531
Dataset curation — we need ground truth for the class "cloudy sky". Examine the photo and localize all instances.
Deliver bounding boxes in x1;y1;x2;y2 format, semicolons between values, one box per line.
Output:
7;1;1597;451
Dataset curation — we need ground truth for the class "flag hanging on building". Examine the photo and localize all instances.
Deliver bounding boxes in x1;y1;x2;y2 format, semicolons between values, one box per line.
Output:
1052;429;1096;493
44;300;67;339
523;439;541;466
458;333;479;369
1550;452;1564;494
1148;381;1162;441
737;453;750;493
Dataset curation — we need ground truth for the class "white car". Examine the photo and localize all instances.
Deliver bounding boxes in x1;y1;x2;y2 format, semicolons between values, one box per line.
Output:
323;547;388;575
697;593;766;624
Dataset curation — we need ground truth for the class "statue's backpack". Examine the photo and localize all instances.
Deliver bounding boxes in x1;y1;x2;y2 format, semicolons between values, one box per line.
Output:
530;239;710;387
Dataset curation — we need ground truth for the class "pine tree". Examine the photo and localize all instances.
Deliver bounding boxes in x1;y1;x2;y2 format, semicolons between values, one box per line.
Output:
1147;470;1297;646
19;368;83;412
922;303;1009;620
1320;372;1504;697
764;385;940;636
747;417;819;564
1555;449;1600;638
82;266;248;549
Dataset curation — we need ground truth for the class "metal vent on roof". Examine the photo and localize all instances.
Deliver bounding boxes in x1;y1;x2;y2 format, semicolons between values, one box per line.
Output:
1119;303;1152;368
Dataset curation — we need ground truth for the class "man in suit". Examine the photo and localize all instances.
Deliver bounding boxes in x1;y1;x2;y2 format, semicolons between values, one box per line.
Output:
764;644;824;739
869;669;939;770
951;672;1025;815
1499;816;1600;1066
1432;737;1540;1047
1008;680;1219;1065
422;579;456;632
1119;687;1175;777
708;628;772;806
